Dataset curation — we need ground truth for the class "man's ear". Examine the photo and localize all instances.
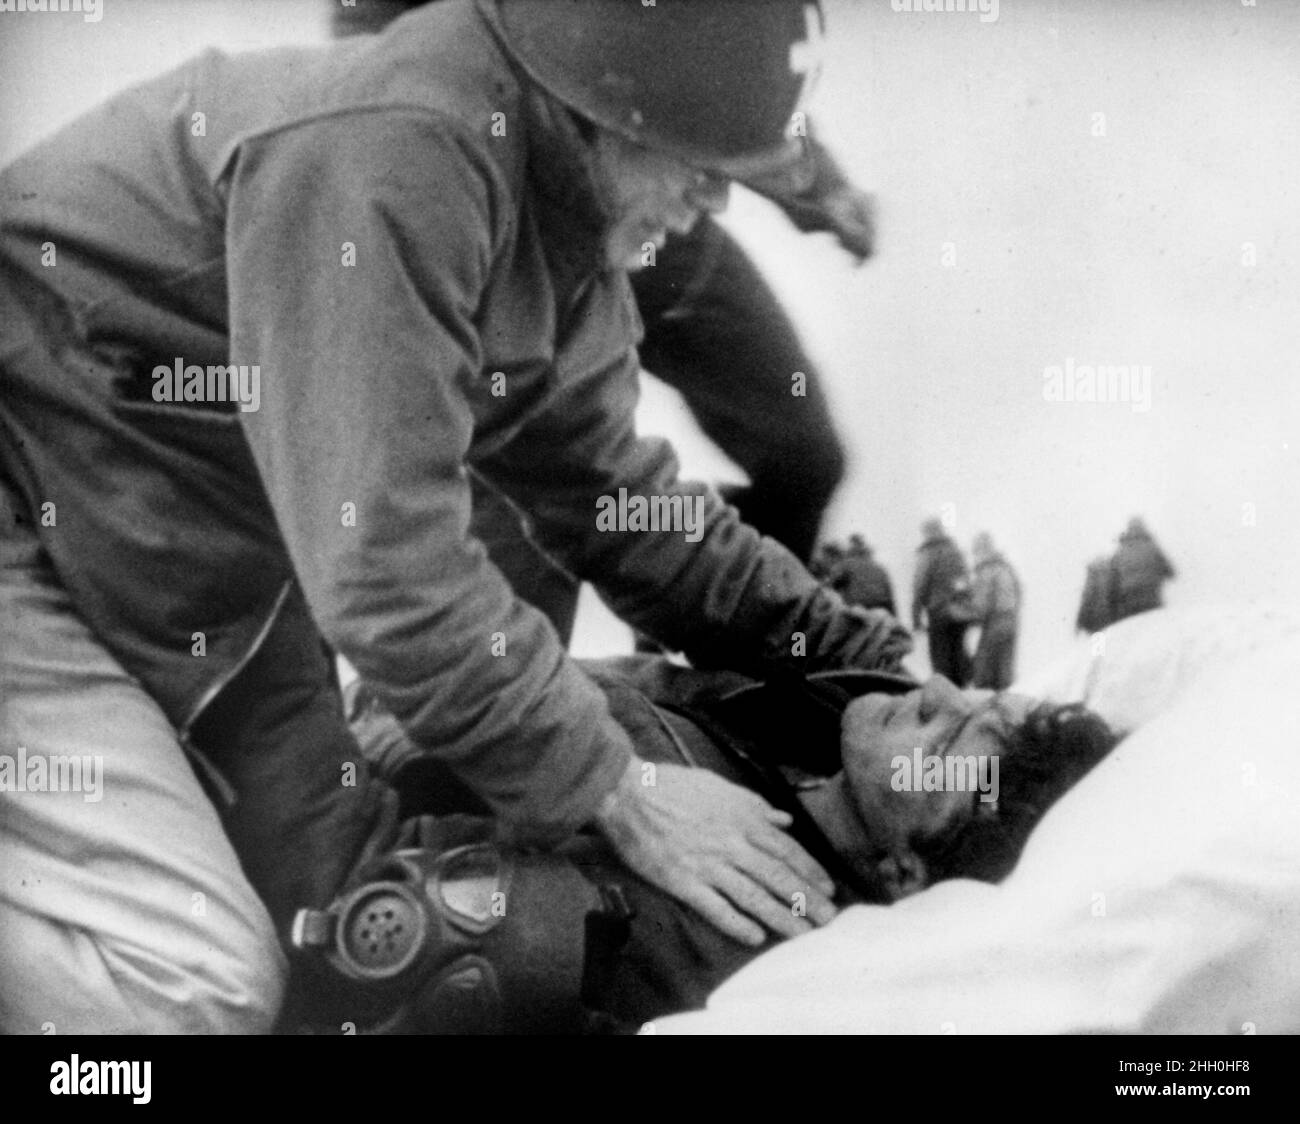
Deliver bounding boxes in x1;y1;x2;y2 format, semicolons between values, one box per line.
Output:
876;850;929;902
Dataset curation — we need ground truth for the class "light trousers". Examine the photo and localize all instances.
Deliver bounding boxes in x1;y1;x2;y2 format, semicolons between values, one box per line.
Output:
0;476;285;1033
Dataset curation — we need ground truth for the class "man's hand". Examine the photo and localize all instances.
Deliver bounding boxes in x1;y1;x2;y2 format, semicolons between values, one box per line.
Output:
821;185;877;262
747;131;878;264
775;186;876;264
592;758;837;947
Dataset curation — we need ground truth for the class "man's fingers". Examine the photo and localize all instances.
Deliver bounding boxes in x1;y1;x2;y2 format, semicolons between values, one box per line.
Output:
597;764;838;946
826;190;876;261
674;879;766;948
748;822;835;898
762;805;794;828
713;867;813;942
732;787;836;900
735;845;837;928
739;844;831;905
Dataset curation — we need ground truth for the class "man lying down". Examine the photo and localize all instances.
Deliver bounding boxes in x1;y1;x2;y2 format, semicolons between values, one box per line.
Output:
652;604;1300;1034
296;653;1118;1033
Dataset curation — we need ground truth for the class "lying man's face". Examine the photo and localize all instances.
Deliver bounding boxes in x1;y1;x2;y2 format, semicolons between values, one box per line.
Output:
800;677;1115;901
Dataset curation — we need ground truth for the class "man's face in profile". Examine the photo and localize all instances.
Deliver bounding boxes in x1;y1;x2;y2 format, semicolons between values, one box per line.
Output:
588;129;731;270
835;677;1035;899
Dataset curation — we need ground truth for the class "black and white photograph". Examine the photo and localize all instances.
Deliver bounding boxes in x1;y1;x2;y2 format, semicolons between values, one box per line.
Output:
0;0;1295;1085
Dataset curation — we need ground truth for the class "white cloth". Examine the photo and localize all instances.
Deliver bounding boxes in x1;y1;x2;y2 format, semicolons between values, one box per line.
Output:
1013;603;1300;735
652;606;1300;1034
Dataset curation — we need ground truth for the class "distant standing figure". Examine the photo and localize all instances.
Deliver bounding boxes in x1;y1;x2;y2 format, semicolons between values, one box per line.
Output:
911;519;975;686
830;534;897;615
810;540;846;583
1111;518;1176;622
970;532;1021;689
1075;556;1117;634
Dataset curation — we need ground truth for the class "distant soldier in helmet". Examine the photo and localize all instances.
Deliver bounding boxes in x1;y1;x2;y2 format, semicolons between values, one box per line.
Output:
1110;517;1176;622
970;532;1021;689
0;0;909;1031
828;533;897;616
911;517;976;686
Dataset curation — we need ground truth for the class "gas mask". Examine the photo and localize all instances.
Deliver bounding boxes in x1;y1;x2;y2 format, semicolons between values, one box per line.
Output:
291;816;634;1034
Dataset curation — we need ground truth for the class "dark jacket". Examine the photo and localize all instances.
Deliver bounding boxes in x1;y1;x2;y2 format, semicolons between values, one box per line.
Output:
0;0;908;843
830;553;896;615
972;552;1020;633
911;531;972;630
1112;527;1175;619
1075;556;1117;633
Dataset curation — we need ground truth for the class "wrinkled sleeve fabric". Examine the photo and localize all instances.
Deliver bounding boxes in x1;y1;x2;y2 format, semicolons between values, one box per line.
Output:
479;326;911;678
225;110;631;842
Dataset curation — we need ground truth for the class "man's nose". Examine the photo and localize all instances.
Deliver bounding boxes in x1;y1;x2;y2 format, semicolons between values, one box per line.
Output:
918;674;972;723
684;172;731;215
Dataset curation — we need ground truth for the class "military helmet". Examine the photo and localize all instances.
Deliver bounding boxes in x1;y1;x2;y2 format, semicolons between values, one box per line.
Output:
481;0;825;178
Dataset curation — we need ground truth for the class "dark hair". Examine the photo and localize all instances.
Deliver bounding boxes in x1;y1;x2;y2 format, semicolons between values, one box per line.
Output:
916;702;1120;886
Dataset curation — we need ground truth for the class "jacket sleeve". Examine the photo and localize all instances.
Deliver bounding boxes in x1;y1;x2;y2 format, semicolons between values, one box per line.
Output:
478;320;912;678
744;128;875;263
225;111;631;843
